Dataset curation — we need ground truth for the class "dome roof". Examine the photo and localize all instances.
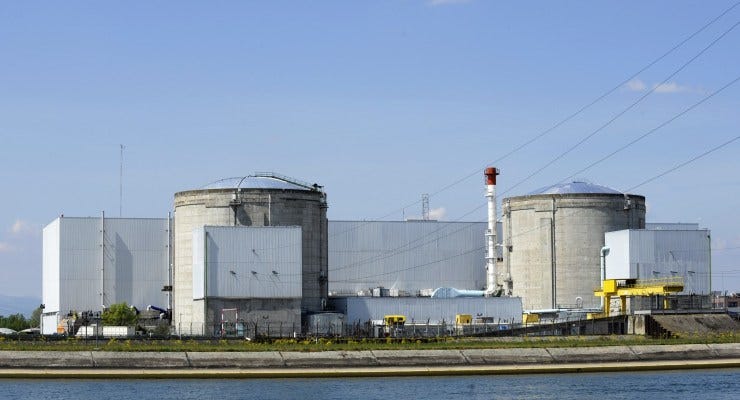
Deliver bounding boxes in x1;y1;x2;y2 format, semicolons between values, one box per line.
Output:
202;174;317;191
527;181;623;195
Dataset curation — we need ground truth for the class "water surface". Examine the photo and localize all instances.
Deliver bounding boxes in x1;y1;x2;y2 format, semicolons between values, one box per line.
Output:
1;369;737;400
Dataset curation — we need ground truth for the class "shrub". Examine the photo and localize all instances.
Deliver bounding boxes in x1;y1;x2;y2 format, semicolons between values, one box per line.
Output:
101;303;138;326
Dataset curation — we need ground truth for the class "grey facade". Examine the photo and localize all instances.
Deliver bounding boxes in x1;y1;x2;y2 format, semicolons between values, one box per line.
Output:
41;217;169;334
604;229;711;295
503;182;646;311
328;221;489;295
330;297;523;325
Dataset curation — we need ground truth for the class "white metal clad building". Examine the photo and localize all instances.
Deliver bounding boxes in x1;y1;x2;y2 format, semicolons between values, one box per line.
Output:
192;226;302;299
604;229;711;294
41;217;169;334
328;221;490;295
330;297;523;325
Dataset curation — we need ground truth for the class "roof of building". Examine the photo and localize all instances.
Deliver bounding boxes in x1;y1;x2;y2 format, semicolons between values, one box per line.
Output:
202;173;318;191
527;181;623;195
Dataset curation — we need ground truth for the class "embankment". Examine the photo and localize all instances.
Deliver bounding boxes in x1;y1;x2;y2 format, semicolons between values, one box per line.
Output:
0;343;738;378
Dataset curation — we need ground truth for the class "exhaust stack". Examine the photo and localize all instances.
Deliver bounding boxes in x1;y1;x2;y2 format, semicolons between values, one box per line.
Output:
484;167;501;297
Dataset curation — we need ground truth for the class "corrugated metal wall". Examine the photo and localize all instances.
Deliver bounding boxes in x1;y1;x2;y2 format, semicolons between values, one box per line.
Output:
629;229;711;294
49;217;169;314
328;221;487;294
194;226;302;299
605;229;711;294
331;297;523;325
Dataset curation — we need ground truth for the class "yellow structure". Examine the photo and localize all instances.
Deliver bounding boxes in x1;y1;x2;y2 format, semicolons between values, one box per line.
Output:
522;313;540;324
383;315;406;325
455;314;472;325
594;278;684;317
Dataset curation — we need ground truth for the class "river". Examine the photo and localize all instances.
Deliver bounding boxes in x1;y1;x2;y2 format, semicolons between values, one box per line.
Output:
1;369;737;399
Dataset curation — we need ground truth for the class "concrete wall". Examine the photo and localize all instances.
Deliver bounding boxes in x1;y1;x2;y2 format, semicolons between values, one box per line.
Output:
173;188;327;334
1;344;737;371
173;298;302;337
503;194;645;310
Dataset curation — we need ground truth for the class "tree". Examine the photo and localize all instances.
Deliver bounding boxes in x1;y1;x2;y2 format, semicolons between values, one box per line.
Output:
101;303;138;326
29;306;42;328
0;313;30;331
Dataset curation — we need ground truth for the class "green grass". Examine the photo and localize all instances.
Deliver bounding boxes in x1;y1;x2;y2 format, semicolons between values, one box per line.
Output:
0;334;737;352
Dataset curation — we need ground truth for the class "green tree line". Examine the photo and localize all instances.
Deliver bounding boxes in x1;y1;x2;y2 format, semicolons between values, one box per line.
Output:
0;307;41;331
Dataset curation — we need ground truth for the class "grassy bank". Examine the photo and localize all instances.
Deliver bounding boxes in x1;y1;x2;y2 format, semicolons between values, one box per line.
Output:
0;334;737;352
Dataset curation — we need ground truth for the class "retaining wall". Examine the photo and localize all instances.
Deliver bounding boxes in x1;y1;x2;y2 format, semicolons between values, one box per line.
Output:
0;343;738;369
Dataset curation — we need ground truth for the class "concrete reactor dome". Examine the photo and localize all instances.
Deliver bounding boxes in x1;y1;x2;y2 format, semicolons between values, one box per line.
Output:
202;174;323;191
502;183;645;311
528;181;623;195
172;172;328;335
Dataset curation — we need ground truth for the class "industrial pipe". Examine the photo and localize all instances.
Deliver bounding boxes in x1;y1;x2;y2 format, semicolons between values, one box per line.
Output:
600;246;610;309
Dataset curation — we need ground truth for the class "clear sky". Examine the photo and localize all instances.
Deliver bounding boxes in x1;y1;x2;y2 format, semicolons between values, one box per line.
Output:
0;1;738;302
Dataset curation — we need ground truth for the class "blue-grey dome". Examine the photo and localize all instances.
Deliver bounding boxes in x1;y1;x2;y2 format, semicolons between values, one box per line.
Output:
528;181;622;195
202;174;317;191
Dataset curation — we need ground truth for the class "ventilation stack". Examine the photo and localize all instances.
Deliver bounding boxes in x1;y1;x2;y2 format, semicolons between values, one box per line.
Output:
484;167;501;297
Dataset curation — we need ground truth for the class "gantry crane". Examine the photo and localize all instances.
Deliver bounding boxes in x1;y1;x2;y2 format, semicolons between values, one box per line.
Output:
594;278;684;317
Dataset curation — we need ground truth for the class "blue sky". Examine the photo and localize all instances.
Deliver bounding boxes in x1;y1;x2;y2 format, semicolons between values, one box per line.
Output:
0;1;738;303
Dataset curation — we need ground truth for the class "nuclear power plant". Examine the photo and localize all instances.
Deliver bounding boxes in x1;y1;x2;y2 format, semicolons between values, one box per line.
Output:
40;170;713;337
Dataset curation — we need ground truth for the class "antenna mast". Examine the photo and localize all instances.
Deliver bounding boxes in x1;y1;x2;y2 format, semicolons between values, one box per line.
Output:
421;194;430;221
119;144;124;217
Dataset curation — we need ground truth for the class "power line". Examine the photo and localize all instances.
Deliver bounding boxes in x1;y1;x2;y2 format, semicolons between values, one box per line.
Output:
329;129;740;279
427;2;740;201
326;3;740;238
714;246;740;251
328;134;739;274
625;136;740;192
388;16;740;212
214;8;740;265
562;74;740;182
328;214;484;274
332;245;485;283
503;19;740;196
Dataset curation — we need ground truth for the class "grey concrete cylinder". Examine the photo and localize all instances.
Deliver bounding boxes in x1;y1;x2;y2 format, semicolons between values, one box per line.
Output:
172;175;328;335
502;182;645;311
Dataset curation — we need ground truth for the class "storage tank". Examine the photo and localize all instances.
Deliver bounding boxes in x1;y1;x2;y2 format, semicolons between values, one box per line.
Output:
173;173;328;334
502;181;645;311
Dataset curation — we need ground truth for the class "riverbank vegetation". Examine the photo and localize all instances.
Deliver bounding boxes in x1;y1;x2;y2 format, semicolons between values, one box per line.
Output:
0;333;736;352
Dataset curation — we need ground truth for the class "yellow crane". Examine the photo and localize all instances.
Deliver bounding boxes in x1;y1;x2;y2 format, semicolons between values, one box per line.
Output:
593;278;684;317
